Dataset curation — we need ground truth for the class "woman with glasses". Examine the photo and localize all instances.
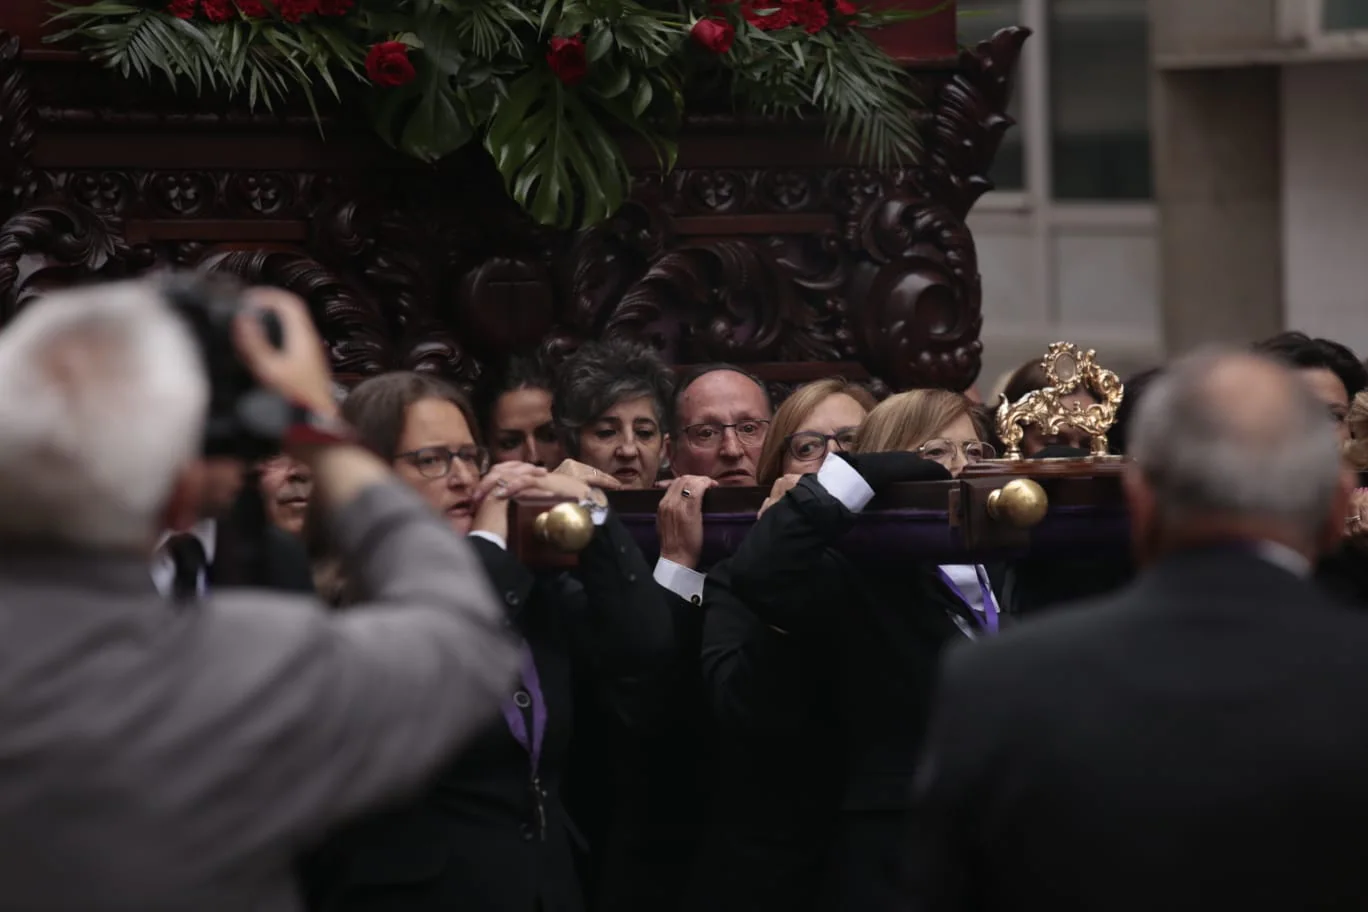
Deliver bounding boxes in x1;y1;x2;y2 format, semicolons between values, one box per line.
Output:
303;371;673;912
690;378;875;912
702;388;1010;912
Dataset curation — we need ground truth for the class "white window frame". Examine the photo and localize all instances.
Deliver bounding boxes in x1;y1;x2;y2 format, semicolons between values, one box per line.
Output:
970;0;1156;332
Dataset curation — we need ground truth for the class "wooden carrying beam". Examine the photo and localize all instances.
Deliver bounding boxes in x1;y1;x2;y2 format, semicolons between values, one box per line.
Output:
507;459;1132;568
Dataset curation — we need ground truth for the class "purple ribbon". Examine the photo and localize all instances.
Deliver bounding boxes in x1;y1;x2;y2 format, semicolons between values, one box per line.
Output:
937;564;1000;635
500;644;546;771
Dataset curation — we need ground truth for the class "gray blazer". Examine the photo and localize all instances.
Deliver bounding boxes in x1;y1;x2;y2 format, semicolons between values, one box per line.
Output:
0;482;520;911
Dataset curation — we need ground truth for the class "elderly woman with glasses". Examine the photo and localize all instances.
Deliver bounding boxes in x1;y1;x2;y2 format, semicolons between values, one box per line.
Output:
701;387;1010;912
303;371;673;912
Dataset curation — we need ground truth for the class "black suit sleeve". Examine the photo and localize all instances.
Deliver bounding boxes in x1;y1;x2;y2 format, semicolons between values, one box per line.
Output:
905;643;994;911
699;567;813;736
709;475;854;636
567;514;676;730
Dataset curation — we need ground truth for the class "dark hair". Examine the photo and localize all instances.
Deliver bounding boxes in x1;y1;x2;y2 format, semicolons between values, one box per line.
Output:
552;340;675;457
1253;331;1367;399
671;362;773;435
474;355;555;435
1109;366;1162;455
341;371;483;460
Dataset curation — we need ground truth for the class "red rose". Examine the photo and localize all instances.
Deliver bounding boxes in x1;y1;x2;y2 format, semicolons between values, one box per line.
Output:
278;0;318;21
317;0;352;14
835;0;857;14
792;0;828;33
236;0;268;17
202;0;233;20
546;35;588;87
690;18;735;54
167;0;197;18
741;1;796;30
365;41;416;88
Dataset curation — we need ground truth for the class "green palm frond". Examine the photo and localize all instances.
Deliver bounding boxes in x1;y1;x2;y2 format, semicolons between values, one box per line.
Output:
810;29;922;167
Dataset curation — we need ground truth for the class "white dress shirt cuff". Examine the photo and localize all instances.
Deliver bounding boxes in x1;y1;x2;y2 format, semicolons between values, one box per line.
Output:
654;556;706;605
816;452;875;513
469;530;507;551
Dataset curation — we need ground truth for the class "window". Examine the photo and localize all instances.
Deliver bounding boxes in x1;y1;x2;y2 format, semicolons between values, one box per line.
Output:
960;0;1026;193
959;0;1153;202
1323;0;1368;31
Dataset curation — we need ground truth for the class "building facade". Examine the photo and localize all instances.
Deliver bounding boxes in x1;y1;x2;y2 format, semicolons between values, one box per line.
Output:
969;0;1368;391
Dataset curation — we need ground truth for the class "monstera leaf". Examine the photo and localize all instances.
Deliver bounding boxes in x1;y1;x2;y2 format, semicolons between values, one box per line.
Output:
485;68;634;230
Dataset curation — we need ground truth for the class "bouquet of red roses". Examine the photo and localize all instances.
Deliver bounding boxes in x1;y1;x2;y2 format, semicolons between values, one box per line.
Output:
46;0;942;229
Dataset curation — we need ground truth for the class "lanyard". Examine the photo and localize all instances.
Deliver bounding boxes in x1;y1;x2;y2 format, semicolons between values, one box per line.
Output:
499;644;546;771
937;565;1000;635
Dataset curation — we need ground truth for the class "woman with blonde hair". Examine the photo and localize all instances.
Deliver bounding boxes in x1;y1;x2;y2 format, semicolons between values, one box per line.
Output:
755;378;877;486
706;386;1005;912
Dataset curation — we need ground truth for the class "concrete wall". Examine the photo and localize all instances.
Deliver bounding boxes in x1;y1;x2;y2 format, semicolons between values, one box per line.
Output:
1281;61;1368;353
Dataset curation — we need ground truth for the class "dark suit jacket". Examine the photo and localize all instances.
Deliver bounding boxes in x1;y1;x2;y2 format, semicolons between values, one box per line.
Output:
306;515;672;912
689;568;841;912
583;585;714;912
909;545;1368;911
710;476;993;912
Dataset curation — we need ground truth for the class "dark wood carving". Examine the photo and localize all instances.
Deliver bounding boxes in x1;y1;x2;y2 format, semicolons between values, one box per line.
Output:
0;7;1027;394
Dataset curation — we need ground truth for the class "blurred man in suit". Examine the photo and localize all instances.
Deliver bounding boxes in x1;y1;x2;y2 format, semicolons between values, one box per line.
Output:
908;348;1368;911
0;279;520;910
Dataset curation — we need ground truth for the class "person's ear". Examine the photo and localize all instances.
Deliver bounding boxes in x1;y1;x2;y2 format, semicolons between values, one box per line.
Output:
159;461;206;535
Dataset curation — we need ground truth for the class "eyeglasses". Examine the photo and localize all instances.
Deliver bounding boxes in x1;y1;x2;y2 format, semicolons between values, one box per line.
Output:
683;420;771;450
917;439;996;463
396;445;490;479
787;427;859;462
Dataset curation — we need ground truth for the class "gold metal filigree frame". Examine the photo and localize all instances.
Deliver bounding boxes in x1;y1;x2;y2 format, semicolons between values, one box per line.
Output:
994;342;1125;460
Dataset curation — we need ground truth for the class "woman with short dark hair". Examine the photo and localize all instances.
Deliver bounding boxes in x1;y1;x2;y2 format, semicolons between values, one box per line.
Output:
304;370;673;912
552;340;675;489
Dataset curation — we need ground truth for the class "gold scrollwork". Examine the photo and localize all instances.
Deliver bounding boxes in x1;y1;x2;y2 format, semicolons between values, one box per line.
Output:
994;342;1125;460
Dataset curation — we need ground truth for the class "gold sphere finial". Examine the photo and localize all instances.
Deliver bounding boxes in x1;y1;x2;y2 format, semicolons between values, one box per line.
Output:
533;502;595;552
985;478;1049;528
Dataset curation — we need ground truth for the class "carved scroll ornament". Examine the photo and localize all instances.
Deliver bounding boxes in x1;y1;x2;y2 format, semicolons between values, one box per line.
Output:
995;342;1126;459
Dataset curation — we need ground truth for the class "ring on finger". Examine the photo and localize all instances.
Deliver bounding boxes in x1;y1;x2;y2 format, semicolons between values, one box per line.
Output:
681;488;692;499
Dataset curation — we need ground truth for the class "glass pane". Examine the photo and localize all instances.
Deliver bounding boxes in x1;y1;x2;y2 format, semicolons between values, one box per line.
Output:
1323;0;1368;31
1048;0;1152;200
959;1;1025;192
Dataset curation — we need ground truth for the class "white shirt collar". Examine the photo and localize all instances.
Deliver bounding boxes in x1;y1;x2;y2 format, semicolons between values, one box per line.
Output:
156;518;218;564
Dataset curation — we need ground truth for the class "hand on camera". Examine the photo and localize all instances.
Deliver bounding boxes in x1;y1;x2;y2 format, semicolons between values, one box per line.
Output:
232;288;335;418
837;452;951;490
657;475;715;569
758;474;802;518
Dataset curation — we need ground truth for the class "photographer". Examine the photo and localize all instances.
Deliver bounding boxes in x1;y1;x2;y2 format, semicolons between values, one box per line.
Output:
0;278;520;909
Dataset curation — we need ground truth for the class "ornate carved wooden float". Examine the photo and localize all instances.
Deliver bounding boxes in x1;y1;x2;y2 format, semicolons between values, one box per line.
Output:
0;1;1027;399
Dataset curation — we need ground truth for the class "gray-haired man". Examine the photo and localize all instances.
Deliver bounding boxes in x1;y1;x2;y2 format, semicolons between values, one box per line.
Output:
909;348;1368;911
0;280;519;910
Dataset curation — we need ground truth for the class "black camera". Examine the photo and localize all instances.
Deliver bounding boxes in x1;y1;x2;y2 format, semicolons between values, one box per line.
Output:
158;271;293;461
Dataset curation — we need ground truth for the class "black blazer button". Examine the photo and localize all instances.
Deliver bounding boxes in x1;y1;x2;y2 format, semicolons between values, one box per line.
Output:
625;572;636;583
690;594;702;606
520;824;535;841
505;590;520;606
513;690;532;708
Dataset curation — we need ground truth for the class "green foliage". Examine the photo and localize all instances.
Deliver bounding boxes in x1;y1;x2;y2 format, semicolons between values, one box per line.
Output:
46;0;941;228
